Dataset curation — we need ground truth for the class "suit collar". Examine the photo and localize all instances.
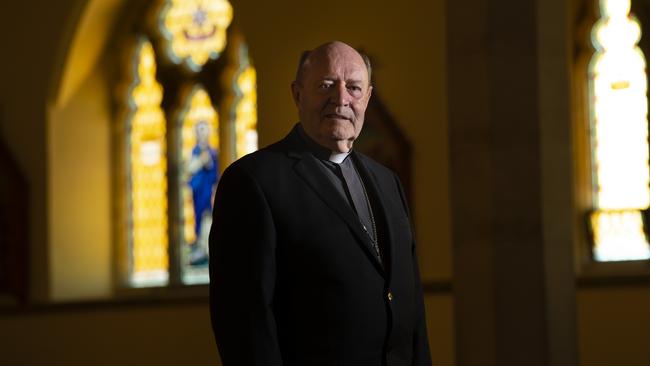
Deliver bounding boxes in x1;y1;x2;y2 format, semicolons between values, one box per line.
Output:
295;123;331;160
286;123;352;163
285;124;311;160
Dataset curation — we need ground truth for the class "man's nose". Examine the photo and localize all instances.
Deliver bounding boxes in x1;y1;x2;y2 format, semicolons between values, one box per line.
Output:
330;82;351;106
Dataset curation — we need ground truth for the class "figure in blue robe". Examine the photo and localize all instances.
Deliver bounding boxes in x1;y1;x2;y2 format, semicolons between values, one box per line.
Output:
187;121;219;265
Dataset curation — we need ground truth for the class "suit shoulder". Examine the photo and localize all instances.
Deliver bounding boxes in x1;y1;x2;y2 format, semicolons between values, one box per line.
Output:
355;151;397;180
222;140;290;179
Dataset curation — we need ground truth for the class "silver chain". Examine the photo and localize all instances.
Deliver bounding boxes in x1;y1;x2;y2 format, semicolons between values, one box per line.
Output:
356;169;381;263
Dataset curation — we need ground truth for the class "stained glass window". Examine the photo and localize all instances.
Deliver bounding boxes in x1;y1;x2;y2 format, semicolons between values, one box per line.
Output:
124;39;170;287
175;86;220;284
158;0;233;72
589;0;650;261
115;0;257;287
117;1;256;288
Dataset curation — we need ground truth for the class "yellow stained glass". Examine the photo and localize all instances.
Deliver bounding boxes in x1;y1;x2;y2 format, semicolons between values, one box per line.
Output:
127;40;170;285
591;210;650;261
221;38;258;162
589;0;650;261
158;0;233;72
235;65;258;158
177;86;219;263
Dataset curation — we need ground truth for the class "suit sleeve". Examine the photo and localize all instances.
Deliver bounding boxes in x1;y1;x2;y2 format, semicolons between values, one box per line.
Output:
394;174;433;366
209;163;283;365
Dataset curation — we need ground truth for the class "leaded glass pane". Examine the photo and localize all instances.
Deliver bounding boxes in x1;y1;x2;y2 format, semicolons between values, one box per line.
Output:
221;38;258;162
589;0;650;261
234;63;258;158
175;86;219;284
126;39;170;286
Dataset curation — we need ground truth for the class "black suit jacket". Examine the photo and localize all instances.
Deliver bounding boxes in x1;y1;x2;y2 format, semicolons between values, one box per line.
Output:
209;125;431;366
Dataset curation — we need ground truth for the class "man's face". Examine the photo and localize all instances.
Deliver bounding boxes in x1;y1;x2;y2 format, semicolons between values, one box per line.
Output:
292;43;373;153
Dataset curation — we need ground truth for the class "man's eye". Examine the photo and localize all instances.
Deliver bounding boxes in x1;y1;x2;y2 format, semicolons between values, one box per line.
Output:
348;86;363;95
319;83;332;89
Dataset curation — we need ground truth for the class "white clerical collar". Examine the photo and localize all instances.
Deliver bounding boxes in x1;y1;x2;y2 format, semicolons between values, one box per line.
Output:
329;151;351;164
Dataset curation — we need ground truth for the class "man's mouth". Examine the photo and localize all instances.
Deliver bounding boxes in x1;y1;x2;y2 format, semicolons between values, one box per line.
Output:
324;114;350;120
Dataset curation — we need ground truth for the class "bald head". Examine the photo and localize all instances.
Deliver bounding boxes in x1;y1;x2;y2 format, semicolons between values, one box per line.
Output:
295;42;372;86
291;41;373;153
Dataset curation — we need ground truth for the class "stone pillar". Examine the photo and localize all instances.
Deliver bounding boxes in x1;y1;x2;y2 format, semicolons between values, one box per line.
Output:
447;0;578;365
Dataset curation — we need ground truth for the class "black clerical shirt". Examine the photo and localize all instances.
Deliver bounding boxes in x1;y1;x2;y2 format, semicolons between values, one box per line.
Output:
297;124;382;262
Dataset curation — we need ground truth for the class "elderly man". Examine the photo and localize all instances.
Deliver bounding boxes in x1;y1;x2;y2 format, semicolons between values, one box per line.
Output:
209;41;431;366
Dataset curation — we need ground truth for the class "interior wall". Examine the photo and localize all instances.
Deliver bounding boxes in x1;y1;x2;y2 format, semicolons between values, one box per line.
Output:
48;61;112;301
577;286;650;366
426;294;455;366
0;303;218;366
0;0;82;303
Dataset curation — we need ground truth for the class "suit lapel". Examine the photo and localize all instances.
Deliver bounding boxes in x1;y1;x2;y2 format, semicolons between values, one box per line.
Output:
292;155;385;275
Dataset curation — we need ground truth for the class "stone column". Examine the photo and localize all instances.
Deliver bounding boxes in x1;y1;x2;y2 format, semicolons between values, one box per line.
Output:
447;0;578;365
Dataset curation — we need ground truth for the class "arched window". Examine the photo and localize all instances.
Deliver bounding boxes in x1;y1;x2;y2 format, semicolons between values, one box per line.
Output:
116;0;257;287
588;0;650;261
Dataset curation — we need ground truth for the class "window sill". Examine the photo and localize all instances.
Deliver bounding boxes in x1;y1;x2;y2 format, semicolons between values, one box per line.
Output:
577;260;650;287
0;284;209;315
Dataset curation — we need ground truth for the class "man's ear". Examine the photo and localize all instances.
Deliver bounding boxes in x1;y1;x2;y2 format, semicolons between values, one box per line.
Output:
291;82;301;107
363;85;373;106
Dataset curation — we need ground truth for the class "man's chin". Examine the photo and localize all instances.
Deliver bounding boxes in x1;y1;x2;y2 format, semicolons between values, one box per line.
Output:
321;118;354;133
331;141;354;153
321;120;354;135
325;130;354;142
326;134;355;153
